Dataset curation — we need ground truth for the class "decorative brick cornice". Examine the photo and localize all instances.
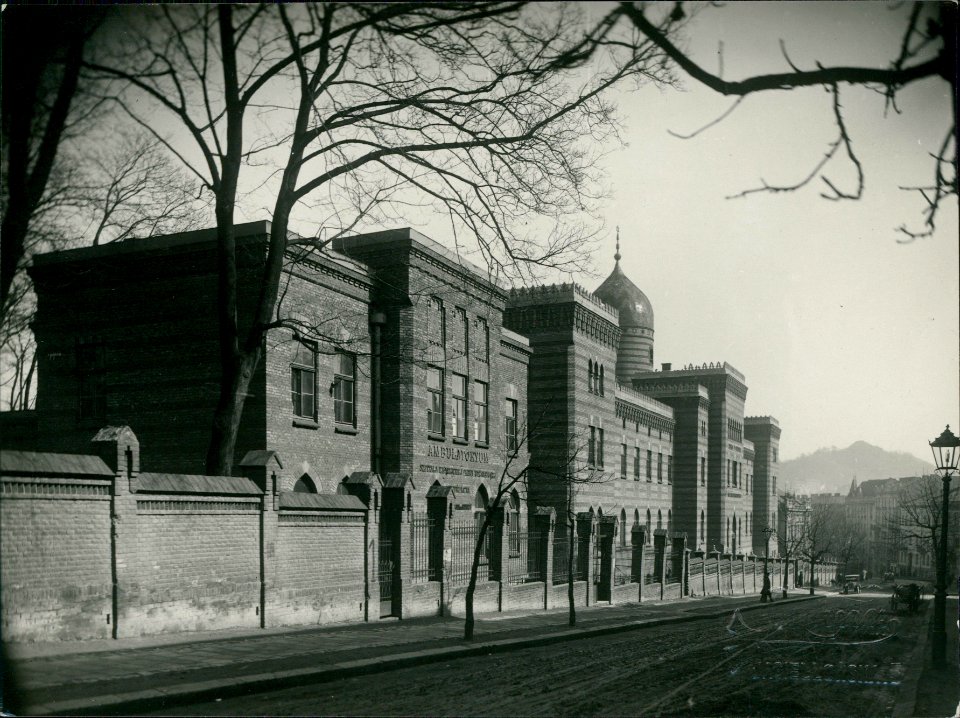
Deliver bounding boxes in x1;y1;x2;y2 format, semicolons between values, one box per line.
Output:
615;398;675;432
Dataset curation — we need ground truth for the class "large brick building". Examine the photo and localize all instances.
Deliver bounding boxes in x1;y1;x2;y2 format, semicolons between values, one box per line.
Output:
4;221;788;633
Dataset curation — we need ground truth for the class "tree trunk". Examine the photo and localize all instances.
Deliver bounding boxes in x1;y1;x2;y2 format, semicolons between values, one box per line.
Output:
567;515;576;626
809;558;816;595
205;346;261;476
464;512;493;641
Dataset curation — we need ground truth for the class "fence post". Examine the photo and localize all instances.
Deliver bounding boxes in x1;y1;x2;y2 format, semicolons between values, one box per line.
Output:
654;530;667;600
597;516;616;603
633;525;645;602
577;513;595;606
92;426;139;639
535;507;555;609
426;484;454;616
343;472;384;622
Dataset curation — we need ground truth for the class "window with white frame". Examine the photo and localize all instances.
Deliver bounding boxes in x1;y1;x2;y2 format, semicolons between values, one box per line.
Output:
333;351;355;425
291;340;316;419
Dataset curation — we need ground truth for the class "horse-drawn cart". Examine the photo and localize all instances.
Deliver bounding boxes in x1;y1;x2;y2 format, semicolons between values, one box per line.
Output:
890;583;921;614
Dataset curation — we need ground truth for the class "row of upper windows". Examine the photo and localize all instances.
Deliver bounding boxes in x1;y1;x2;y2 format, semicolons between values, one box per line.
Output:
291;341;356;426
725;459;753;493
427;365;518;450
595;434;672;484
618;415;672;442
429;297;489;362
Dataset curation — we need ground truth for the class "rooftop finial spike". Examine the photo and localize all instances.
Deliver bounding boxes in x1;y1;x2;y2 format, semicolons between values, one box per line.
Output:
614;226;621;263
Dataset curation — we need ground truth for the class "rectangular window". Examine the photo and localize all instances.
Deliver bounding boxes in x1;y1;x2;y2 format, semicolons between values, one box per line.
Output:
634;447;641;480
597;428;604;467
667;455;673;484
77;337;106;420
474;316;489;364
588;427;596;467
333;351;355;425
726;459;731;486
646;450;652;481
290;340;316;419
455;307;468;359
620;444;628;478
473;381;488;444
657;452;662;483
427;365;444;435
701;456;706;486
505;398;518;452
451;373;467;440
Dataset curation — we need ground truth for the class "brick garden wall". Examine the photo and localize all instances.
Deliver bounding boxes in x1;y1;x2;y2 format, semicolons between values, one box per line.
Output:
0;472;114;641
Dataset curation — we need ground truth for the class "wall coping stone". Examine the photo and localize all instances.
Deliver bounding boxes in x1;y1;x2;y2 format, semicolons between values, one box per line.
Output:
0;450;113;478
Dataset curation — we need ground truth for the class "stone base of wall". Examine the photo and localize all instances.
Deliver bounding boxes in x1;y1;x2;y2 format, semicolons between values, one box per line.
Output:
403;581;442;619
611;582;639;605
502;581;544;611
444;581;499;617
548;580;586;608
641;581;663;601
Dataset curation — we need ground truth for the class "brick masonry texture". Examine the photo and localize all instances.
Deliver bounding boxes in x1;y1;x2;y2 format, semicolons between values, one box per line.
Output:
1;223;797;640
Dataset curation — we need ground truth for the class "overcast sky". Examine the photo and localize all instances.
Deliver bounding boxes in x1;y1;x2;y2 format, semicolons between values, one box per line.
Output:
133;2;955;463
585;2;958;462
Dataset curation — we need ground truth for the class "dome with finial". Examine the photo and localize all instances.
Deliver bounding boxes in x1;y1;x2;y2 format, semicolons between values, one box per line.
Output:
593;228;654;330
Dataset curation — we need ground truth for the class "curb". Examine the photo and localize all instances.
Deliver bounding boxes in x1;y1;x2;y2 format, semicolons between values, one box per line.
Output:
26;595;822;716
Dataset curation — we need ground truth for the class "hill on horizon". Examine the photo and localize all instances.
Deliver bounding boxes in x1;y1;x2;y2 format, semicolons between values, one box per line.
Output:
778;441;934;496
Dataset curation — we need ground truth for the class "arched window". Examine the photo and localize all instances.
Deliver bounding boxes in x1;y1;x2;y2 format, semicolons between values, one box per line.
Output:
633;509;640;545
620;509;627;547
646;509;652;543
597;506;604;518
656;509;662;530
293;473;318;493
667;509;672;533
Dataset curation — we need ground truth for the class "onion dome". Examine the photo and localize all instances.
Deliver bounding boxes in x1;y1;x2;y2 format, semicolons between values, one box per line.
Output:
593;230;654;330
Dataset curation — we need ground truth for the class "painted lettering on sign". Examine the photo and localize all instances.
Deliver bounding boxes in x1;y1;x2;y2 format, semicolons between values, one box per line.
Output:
417;464;497;480
426;445;490;463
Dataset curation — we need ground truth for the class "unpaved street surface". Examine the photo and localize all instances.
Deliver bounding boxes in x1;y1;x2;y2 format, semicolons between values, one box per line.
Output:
143;596;925;717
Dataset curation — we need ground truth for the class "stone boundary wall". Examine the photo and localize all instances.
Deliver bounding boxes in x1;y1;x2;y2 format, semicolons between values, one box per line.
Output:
1;428;839;643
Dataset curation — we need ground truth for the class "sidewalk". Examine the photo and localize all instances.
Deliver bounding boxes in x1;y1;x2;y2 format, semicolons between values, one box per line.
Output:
2;592;819;716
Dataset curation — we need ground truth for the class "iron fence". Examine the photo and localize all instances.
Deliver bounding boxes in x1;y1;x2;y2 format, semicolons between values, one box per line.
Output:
507;530;544;585
552;535;579;585
411;513;439;583
449;519;492;585
614;544;634;585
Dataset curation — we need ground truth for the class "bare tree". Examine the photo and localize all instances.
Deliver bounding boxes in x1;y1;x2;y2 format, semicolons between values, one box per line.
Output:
1;7;105;321
86;3;677;476
897;475;960;582
0;132;208;412
795;504;840;594
552;2;956;240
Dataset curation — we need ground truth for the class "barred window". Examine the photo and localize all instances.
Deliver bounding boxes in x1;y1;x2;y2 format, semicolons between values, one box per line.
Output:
427;365;444;435
701;456;706;486
646;449;652;481
597;428;604;467
473;381;488;444
657;452;662;483
620;443;628;479
667;455;673;485
633;447;641;480
451;373;467;440
333;351;355;425
588;427;596;467
290;341;316;419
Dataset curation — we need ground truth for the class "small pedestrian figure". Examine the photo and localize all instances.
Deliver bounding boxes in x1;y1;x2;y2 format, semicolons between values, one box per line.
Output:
760;571;772;603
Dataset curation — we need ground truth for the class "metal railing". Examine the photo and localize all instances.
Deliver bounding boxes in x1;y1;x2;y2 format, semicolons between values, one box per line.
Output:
411;513;439;583
449;519;492;585
507;530;543;585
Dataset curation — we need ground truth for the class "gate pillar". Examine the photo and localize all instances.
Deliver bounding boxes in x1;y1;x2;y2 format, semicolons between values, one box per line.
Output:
632;525;646;602
577;513;596;605
534;507;556;609
343;471;383;622
597;516;616;603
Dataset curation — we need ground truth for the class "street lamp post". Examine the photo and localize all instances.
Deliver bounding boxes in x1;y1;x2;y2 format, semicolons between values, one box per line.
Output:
929;425;960;667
